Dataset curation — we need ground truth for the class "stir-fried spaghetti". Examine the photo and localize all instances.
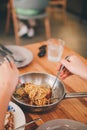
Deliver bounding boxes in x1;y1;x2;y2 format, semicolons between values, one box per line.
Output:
14;83;52;106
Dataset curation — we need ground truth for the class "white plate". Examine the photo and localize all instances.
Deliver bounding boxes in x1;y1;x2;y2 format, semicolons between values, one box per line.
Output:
6;45;33;68
8;101;26;130
36;119;87;130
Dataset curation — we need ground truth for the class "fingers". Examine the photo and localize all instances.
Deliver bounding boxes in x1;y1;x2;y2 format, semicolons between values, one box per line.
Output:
1;58;18;74
57;64;62;71
61;59;70;69
0;58;10;68
3;58;15;68
60;70;72;79
8;60;19;76
10;61;17;69
57;59;72;79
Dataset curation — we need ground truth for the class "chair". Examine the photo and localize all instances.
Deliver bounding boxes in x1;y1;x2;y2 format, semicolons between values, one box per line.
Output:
5;0;51;45
48;0;67;23
49;0;67;11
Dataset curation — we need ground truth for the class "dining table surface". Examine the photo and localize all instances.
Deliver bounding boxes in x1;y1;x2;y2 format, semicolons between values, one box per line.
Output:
16;41;87;130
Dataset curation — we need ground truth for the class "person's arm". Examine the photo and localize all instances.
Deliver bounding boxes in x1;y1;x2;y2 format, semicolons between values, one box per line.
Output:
0;59;19;130
57;55;87;80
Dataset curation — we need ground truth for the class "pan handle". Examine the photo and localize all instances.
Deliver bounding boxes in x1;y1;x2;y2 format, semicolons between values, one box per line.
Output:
64;92;87;99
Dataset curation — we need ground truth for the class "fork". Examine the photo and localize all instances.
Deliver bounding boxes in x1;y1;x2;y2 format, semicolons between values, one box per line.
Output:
15;118;41;130
52;55;70;89
0;49;25;62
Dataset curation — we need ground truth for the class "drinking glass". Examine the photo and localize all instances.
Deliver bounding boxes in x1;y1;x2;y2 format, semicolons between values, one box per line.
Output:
47;39;65;62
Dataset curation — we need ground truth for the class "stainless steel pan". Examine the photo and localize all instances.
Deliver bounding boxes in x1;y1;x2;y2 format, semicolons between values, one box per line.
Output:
12;72;87;113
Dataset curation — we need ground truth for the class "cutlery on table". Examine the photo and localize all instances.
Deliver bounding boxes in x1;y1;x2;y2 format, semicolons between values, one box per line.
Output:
15;118;41;130
0;44;13;55
0;44;25;62
0;49;11;62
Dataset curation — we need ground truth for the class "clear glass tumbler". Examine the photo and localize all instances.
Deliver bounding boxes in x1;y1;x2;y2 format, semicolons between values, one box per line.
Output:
47;38;65;62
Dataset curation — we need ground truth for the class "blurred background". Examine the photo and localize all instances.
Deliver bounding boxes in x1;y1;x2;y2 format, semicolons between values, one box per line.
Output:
0;0;87;58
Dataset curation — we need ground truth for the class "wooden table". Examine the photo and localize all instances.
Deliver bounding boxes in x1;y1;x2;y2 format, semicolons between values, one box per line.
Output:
18;42;87;130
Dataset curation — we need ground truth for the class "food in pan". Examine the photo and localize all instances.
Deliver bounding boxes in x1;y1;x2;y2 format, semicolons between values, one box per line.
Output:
14;82;52;106
4;111;14;130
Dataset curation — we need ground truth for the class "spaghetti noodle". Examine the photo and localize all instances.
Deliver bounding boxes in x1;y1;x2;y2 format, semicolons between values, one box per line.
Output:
14;82;52;106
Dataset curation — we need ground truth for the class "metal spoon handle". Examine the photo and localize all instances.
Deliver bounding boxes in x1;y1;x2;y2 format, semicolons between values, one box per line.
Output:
15;118;41;130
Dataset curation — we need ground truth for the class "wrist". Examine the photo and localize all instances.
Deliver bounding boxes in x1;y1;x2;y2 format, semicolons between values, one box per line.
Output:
82;73;87;80
0;87;11;104
79;67;87;80
0;83;13;98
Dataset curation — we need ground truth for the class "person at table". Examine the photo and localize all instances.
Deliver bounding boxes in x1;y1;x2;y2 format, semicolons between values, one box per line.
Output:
0;59;19;130
58;55;87;80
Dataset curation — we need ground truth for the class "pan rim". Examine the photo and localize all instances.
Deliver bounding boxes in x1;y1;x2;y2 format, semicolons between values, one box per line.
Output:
12;72;66;108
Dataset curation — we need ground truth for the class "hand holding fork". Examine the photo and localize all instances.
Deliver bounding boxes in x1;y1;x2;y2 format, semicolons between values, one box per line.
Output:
0;44;25;62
